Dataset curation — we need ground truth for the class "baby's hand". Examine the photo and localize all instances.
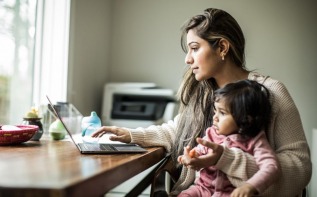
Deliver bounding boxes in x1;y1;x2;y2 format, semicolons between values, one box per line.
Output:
189;148;198;158
230;183;257;197
177;147;197;165
177;155;184;164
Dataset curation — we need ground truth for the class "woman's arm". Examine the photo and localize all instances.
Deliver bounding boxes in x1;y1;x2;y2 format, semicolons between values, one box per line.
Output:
92;115;178;152
127;116;179;152
262;81;311;195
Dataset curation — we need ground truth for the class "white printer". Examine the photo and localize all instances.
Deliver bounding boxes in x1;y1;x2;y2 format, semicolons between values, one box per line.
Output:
101;82;179;128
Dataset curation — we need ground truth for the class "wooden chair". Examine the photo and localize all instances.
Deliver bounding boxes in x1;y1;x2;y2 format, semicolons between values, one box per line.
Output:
150;155;179;197
124;154;178;197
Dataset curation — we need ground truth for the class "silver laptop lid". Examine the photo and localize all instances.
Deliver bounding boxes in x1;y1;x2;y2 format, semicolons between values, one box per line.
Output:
46;95;81;151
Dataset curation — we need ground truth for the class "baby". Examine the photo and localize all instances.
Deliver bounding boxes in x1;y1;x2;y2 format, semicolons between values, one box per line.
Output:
178;79;280;197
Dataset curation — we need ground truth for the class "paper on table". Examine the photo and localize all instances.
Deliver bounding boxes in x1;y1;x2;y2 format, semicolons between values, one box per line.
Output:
70;133;124;144
96;133;124;144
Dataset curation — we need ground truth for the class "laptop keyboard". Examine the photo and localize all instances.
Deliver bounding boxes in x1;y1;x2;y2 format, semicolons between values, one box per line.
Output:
80;143;116;151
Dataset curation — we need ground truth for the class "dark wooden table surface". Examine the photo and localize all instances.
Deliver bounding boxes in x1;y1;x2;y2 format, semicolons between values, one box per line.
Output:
0;135;165;197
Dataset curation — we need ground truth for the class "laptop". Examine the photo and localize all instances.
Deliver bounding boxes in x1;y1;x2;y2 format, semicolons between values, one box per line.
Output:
46;96;147;154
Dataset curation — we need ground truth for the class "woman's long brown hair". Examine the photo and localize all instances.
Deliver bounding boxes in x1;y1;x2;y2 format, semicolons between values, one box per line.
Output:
171;8;246;163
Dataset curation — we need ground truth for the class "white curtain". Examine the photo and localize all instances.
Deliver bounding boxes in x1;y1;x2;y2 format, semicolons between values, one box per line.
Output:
33;0;71;106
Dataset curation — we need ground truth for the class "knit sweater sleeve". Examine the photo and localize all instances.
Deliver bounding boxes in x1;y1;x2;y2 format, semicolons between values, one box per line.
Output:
215;73;312;196
125;115;179;152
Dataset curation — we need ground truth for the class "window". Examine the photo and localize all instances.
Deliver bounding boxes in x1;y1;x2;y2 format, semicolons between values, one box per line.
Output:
0;0;36;124
0;0;70;124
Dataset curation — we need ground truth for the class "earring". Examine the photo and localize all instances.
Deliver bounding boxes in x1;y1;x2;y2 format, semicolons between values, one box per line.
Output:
221;53;225;61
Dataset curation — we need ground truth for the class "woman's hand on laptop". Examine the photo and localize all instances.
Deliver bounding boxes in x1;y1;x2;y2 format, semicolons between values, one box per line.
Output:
91;126;131;143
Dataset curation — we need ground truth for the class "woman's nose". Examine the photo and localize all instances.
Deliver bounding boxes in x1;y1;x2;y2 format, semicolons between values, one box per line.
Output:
185;53;193;65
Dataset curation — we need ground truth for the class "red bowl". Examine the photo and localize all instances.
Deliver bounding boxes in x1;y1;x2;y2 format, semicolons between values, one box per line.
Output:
0;125;38;145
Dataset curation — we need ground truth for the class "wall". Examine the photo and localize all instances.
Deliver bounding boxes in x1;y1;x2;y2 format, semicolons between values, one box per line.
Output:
68;0;113;117
69;0;317;194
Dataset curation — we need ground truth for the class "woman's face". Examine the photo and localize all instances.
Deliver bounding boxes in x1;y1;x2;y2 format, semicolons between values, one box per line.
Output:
185;30;222;81
212;99;239;136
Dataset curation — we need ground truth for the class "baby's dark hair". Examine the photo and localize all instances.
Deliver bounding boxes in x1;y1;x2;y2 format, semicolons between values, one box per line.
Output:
213;79;271;138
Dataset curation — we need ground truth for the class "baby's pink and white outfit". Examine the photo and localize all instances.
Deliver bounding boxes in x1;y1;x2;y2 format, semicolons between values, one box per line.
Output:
178;126;280;197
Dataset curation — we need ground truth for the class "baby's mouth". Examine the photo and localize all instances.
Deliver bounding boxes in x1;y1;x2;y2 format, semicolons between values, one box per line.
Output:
212;125;218;130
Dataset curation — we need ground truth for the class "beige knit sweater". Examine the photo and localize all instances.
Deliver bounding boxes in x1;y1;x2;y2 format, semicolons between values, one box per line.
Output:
127;72;312;196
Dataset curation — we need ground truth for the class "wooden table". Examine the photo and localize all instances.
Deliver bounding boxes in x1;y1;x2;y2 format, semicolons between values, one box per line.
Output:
0;135;165;197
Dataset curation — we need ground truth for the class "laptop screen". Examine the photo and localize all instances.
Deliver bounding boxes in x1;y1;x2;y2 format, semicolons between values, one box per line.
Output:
46;95;81;150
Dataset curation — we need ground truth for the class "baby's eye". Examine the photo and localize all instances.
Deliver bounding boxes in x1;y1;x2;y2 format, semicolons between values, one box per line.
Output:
219;111;226;116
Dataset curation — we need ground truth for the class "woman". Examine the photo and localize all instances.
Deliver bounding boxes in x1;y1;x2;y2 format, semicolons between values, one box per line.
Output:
93;8;311;196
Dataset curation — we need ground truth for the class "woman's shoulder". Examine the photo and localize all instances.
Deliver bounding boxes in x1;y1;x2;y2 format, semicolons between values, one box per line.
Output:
248;72;295;113
248;72;287;93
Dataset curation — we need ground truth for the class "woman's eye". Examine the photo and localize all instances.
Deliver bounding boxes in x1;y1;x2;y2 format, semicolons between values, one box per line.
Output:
192;47;198;52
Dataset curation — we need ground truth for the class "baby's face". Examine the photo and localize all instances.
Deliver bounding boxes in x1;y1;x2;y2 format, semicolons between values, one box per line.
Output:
212;100;238;136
